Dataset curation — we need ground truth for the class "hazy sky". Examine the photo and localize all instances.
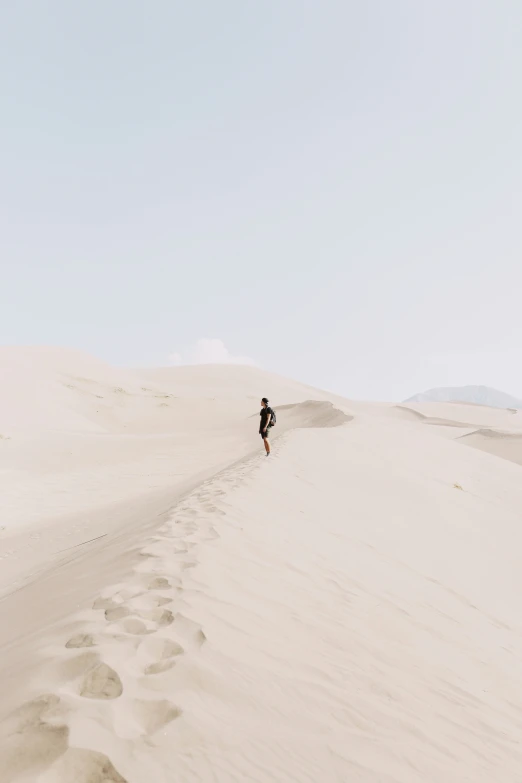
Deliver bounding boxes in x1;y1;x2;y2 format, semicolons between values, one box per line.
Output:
2;1;521;401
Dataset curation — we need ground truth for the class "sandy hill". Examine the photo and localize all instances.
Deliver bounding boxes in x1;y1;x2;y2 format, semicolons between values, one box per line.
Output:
1;348;522;782
405;384;522;409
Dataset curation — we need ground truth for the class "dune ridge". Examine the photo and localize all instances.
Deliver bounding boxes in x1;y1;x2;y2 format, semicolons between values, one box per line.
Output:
458;427;522;466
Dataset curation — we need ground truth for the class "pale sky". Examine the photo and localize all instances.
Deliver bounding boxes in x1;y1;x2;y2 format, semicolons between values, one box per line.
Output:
1;1;521;401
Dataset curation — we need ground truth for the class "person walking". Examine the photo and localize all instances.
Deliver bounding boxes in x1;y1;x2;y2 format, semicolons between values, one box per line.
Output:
259;397;273;456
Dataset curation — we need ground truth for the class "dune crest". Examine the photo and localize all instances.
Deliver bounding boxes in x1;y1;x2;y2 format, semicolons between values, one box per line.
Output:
458;428;522;466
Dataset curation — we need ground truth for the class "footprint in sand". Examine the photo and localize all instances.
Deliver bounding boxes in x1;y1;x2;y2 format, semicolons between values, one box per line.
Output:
138;637;184;675
151;661;177;675
143;573;182;591
147;576;171;590
58;651;99;680
95;587;173;628
80;663;123;700
140;608;174;627
39;748;127;783
0;694;69;782
128;593;172;612
144;659;177;675
173;614;207;648
105;606;131;622
65;633;95;649
92;596;125;611
137;541;168;558
116;607;174;636
130;699;181;735
119;617;150;635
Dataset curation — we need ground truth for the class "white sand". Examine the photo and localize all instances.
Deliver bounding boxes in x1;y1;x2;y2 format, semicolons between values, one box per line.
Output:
1;348;522;782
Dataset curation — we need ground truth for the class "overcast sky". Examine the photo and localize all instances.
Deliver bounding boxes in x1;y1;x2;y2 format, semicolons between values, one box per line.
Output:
1;1;521;400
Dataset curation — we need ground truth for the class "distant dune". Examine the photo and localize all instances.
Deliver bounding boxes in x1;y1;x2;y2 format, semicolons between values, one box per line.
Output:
405;384;522;409
458;428;522;466
1;348;522;782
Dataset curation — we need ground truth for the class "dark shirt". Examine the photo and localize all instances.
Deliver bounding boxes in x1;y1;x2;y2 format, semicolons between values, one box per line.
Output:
260;406;273;432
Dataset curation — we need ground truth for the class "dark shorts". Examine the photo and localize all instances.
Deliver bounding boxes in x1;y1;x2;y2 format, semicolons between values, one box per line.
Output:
260;428;271;439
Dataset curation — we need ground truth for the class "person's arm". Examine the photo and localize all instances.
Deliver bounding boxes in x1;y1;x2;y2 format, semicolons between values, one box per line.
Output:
263;409;272;431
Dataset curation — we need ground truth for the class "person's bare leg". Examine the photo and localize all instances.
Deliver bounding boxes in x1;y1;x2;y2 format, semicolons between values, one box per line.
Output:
263;435;271;455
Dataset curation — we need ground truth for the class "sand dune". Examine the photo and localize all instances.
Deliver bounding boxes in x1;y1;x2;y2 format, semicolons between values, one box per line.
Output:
2;349;522;782
270;399;353;428
458;427;522;466
403;400;522;429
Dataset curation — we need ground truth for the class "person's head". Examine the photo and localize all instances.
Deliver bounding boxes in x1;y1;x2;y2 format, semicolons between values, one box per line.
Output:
261;397;269;408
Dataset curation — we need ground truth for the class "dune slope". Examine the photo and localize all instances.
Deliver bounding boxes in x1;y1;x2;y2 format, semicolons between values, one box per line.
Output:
0;350;354;598
458;428;522;466
2;408;522;782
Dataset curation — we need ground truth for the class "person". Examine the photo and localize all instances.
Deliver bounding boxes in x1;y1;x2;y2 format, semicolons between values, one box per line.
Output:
259;397;273;456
